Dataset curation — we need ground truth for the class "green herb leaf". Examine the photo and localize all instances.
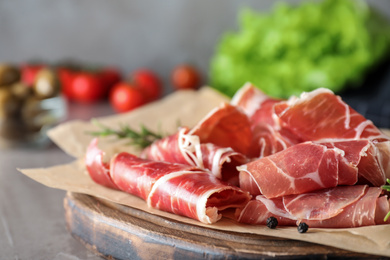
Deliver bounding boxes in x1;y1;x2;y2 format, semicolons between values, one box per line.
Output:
88;119;163;149
382;178;390;222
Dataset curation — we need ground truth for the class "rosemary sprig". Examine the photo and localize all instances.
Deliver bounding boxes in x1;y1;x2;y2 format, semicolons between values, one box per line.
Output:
382;178;390;222
88;119;164;149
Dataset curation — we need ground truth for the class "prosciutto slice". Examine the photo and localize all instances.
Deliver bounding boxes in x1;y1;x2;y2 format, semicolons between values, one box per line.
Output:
249;123;298;158
141;127;247;185
322;140;390;186
274;88;388;141
231;83;299;158
234;86;390;189
85;138;118;190
141;103;250;184
238;141;366;198
236;185;390;228
231;82;281;127
235;196;296;226
85;139;251;224
189;102;252;155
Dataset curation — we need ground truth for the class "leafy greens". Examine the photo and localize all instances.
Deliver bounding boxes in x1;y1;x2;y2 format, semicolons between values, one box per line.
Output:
209;0;390;98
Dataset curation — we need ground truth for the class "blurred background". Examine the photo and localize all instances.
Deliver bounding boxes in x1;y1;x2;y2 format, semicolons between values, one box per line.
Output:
1;0;390;144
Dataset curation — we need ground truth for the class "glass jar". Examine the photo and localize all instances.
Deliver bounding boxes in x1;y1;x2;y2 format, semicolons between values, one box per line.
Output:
0;64;67;148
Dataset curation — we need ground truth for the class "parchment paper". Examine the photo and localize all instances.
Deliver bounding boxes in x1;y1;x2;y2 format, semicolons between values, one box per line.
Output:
19;87;390;257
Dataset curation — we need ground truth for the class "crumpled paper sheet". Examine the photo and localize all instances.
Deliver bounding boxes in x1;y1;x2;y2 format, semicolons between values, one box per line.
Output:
20;87;390;257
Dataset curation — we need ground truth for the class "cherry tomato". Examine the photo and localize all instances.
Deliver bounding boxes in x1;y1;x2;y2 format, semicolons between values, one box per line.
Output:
58;67;75;99
70;72;106;103
109;82;147;113
99;67;121;94
21;64;44;86
131;69;162;102
171;64;201;90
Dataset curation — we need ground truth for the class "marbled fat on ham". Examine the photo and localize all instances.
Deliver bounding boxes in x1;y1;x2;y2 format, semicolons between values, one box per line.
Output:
235;85;389;196
238;142;356;198
110;152;197;200
189;102;252;155
85;138;118;189
274;88;388;141
321;140;389;186
236;185;390;228
231;83;299;158
141;103;251;183
235;196;296;226
147;171;250;224
249;123;298;158
141;127;193;166
198;143;247;186
85;139;251;224
231;82;281;127
141;127;248;184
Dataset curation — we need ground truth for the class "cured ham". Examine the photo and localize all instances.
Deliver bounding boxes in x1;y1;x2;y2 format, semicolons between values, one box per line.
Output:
238;142;360;198
236;185;390;228
141;127;248;185
321;140;390;187
233;85;389;192
273;88;388;141
188;102;252;155
231;82;281;127
85;138;251;224
249;123;299;158
85;138;118;190
231;83;299;158
141;103;250;183
239;138;389;198
86;84;390;229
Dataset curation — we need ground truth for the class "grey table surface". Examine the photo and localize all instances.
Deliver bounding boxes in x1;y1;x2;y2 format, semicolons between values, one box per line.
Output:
0;101;115;260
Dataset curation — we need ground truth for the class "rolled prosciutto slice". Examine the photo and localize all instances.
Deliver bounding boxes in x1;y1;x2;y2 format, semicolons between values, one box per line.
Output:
85;139;251;224
236;185;390;228
141;103;250;184
85;138;118;189
238;142;359;198
141;127;247;185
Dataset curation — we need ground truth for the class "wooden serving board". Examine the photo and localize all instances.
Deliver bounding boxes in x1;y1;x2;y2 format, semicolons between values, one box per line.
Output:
64;192;386;260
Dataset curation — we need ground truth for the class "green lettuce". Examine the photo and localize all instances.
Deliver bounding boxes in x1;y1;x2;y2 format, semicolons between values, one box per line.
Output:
209;0;390;98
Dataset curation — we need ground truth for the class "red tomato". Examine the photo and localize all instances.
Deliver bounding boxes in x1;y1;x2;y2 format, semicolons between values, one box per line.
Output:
171;64;201;90
99;67;122;94
58;68;76;99
109;82;147;113
70;72;106;103
132;69;162;101
21;64;44;86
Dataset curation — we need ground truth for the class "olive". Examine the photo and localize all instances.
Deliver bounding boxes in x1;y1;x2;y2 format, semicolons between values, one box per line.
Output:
0;88;20;119
10;82;33;100
33;68;60;99
21;96;44;131
0;117;26;141
0;64;21;86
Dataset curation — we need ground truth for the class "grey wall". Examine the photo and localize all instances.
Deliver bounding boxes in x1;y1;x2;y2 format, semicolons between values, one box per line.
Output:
1;0;390;93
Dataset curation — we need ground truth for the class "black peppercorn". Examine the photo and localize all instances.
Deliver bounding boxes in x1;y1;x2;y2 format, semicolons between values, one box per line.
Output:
266;216;278;229
297;222;309;233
